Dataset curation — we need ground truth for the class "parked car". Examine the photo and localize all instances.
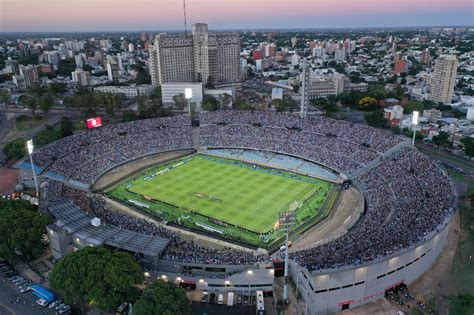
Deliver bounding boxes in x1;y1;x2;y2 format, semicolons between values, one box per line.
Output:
19;285;31;293
36;298;48;307
59;305;71;314
209;293;215;304
49;300;62;309
237;295;242;304
217;294;224;305
56;303;67;311
117;302;128;313
201;291;209;303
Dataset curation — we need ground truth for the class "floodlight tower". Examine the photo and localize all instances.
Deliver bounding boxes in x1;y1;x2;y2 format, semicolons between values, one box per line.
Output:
280;203;297;303
26;139;39;197
412;111;419;146
185;88;193;115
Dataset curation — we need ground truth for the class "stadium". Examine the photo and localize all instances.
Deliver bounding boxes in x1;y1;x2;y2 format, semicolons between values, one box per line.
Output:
22;111;457;314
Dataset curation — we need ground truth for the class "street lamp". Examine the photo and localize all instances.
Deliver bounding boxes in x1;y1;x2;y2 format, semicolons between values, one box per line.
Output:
185;88;192;115
26;139;39;197
412;111;419;146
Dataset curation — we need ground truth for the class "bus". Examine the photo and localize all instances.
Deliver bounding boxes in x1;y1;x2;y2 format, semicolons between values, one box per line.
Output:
256;290;265;315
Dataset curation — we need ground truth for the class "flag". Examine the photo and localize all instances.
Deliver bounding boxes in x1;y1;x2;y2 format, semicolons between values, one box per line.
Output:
87;117;102;129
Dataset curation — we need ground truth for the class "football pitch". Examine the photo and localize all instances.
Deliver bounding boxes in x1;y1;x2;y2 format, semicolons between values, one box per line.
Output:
107;154;334;247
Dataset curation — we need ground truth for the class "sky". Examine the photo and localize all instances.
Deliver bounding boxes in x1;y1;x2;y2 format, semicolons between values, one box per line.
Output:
1;0;473;32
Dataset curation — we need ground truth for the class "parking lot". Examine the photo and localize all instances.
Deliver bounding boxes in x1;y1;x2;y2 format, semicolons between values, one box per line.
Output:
0;259;69;315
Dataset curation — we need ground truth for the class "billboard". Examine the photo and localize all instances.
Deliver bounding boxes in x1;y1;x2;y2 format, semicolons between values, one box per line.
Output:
87;116;102;129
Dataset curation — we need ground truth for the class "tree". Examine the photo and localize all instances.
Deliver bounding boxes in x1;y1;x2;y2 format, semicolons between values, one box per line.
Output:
202;95;219;111
122;110;137;122
47;83;68;95
49;247;143;311
21;94;38;116
151;86;162;99
34;125;61;147
3;138;26;160
173;93;187;111
0;200;52;263
59;117;75;137
133;280;191;315
404;101;424;114
432;131;449;148
39;93;54;114
218;93;232;109
0;89;11;107
358;96;378;110
364;110;388;128
460;137;474;158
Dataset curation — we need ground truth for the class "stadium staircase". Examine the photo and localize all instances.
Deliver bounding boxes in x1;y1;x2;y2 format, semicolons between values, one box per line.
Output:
192;127;201;150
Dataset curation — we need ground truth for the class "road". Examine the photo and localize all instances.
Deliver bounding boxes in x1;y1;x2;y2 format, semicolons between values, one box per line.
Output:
416;143;474;175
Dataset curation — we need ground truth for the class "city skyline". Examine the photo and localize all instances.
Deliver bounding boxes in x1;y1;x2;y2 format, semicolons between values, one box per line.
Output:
1;0;473;32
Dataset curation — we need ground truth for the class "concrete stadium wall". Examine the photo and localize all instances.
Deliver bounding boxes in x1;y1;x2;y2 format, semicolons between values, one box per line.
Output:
290;216;452;314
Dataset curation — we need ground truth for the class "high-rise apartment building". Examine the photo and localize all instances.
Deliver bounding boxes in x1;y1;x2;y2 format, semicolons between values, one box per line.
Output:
430;55;458;104
107;59;119;83
334;48;347;62
71;69;91;87
19;65;39;88
420;49;431;65
149;23;240;87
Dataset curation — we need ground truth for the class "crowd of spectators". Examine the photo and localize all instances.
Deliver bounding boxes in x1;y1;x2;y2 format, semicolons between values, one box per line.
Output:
46;182;268;266
33;116;193;184
290;147;455;272
199;111;403;175
39;110;454;272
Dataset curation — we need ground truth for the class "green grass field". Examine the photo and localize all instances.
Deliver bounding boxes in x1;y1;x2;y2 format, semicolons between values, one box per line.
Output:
107;154;334;248
129;155;322;233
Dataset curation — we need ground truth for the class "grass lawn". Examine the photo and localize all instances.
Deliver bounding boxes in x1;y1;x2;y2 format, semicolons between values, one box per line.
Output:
15;115;46;131
127;155;325;234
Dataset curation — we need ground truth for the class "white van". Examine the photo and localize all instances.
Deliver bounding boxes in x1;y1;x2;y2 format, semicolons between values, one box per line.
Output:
227;292;234;307
217;293;224;305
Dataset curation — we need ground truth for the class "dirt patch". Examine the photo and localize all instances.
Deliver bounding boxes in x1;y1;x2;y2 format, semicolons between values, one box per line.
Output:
0;167;18;195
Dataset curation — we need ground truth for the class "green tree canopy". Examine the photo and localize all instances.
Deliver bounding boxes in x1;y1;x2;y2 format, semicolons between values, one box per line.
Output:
49;247;143;311
0;200;52;263
404;101;424;114
3;138;26;160
364;110;388;128
432;131;450;148
59;117;75;137
21;94;38;116
0;89;11;106
460;137;474;158
133;280;191;315
39;93;54;114
202;95;220;112
173;93;187;110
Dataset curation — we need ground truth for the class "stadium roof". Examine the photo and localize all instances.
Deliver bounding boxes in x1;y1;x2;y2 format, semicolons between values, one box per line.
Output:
48;200;170;257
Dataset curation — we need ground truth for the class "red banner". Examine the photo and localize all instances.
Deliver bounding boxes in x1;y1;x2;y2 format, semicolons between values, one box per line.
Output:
87;117;102;129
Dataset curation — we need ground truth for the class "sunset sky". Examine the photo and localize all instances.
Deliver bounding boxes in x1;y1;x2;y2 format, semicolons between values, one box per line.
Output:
1;0;473;32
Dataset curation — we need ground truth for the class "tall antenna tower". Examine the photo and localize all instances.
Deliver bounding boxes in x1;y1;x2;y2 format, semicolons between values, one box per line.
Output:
183;0;188;35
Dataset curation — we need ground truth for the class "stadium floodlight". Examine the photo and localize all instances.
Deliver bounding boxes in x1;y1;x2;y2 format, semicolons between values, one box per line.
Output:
279;207;296;304
184;88;192;115
185;88;192;99
26;139;39;197
412;111;419;146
